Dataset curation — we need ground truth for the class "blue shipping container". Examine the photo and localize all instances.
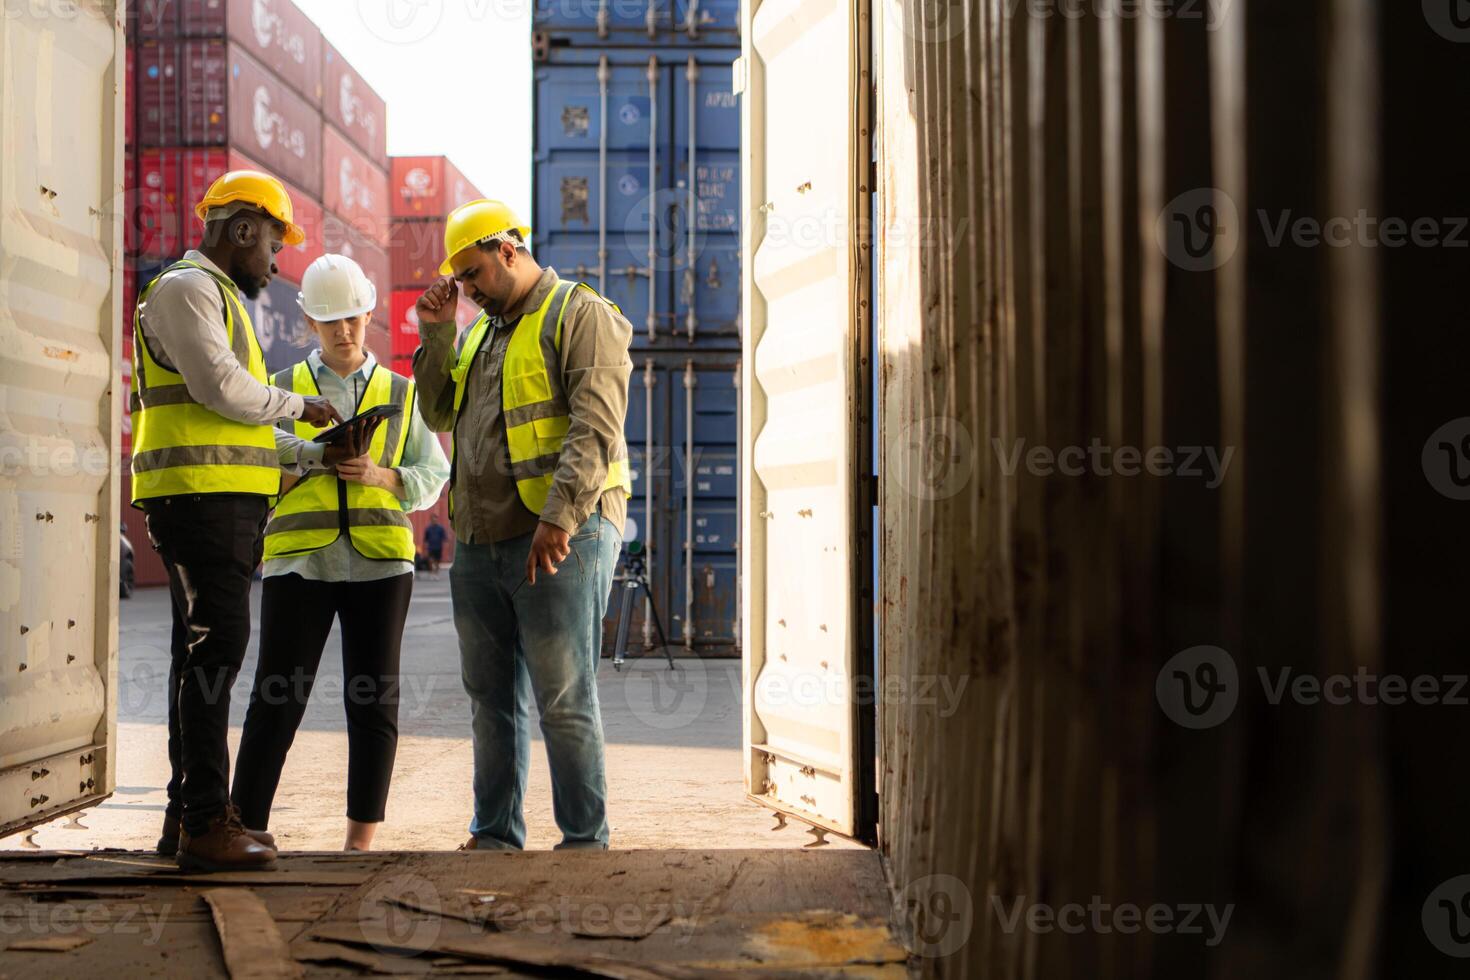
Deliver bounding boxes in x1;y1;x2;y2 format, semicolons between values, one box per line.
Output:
604;352;741;656
534;39;742;656
533;0;739;49
533;44;742;351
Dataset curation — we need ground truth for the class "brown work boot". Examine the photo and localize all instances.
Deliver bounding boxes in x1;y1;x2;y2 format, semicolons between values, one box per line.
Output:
157;810;181;856
176;808;277;872
159;807;275;856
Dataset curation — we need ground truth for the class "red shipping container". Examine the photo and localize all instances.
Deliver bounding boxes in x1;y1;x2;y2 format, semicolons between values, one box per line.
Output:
121;470;171;588
136;0;179;37
323;125;390;246
137;39;182;146
366;319;392;365
324;212;391;328
125;45;136;148
390;288;480;368
390;218;448;290
177;147;325;282
323;41;387;163
391;156;483;218
173;0;322;101
165;40;321;196
136;147;183;259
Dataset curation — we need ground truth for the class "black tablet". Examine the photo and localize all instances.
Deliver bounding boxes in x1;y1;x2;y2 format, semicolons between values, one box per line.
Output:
310;404;402;444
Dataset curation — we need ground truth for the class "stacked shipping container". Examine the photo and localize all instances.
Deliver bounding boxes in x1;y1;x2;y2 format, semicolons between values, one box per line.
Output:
386;154;487;563
531;6;743;655
122;0;395;587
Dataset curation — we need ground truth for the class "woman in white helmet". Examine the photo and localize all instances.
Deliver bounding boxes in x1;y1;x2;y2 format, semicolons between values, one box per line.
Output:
230;253;449;851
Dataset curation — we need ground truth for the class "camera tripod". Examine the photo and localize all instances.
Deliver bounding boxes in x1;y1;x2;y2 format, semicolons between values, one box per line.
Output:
610;541;676;671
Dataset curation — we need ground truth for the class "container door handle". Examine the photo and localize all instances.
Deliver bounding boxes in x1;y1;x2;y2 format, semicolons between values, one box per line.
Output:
597;0;609;38
684;56;699;341
646;57;660;342
643;358;656;647
685;0;700;38
683;360;696;648
733;362;741;646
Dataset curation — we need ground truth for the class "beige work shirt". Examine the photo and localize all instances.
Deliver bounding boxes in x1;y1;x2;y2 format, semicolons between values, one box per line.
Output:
136;250;305;424
413;267;632;544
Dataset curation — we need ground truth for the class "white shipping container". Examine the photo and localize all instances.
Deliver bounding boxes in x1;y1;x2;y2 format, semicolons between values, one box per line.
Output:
0;6;123;834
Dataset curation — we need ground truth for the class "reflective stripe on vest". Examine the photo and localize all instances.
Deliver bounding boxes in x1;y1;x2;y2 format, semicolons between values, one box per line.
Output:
448;279;633;518
129;259;280;504
262;360;417;563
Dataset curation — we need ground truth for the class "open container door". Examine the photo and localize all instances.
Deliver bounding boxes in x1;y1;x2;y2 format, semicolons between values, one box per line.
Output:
0;4;123;837
740;0;874;840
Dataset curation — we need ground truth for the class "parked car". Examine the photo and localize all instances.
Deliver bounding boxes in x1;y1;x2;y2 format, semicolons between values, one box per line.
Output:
119;524;134;599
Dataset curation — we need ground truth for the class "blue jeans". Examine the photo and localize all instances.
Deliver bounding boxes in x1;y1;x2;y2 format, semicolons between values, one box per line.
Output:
451;513;620;849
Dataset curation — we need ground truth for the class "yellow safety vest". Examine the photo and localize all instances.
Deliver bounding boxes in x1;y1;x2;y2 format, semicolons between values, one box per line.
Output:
262;360;417;563
130;260;280;505
449;279;632;518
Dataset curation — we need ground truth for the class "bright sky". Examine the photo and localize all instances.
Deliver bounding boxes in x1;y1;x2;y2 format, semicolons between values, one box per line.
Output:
292;0;533;216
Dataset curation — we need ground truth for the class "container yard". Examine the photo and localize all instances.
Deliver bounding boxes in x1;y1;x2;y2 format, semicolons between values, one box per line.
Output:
1;1;1466;978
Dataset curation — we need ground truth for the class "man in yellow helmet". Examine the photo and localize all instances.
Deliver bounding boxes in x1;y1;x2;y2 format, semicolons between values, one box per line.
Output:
130;170;366;871
413;199;633;850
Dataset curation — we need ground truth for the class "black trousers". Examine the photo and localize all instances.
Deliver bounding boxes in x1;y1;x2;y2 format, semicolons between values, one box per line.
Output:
145;493;269;836
231;572;413;828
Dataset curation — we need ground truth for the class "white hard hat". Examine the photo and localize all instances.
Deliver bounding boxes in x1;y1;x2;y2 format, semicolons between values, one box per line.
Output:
297;253;377;321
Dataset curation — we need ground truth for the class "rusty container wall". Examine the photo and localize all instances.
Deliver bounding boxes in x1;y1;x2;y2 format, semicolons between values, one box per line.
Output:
874;2;1464;977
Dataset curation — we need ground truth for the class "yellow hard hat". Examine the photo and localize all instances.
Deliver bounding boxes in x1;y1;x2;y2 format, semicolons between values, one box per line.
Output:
438;199;532;275
194;170;305;246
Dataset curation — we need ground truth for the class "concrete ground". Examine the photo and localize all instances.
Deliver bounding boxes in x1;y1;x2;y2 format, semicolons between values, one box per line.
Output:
4;575;850;853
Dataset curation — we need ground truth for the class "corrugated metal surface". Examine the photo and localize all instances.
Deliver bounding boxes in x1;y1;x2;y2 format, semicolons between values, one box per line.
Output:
135;146;183;257
390;155;481;219
324;123;390;246
866;1;1464;976
602;354;741;657
739;0;868;833
532;45;742;350
0;4;120;834
218;0;321;100
136;38;181;145
137;39;321;194
138;0;323;101
323;39;387;162
389;217;447;290
532;0;739;46
222;42;320;194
